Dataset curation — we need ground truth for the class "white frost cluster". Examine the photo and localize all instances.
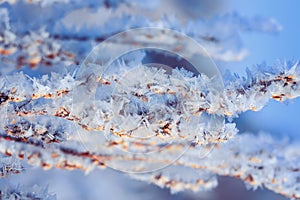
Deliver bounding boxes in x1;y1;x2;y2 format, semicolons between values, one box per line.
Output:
0;155;24;177
0;184;56;200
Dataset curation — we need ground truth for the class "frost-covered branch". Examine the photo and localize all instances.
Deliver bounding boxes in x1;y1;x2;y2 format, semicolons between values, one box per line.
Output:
0;62;299;145
0;1;298;199
1;62;299;120
0;62;299;199
0;127;299;199
132;133;300;199
222;62;300;116
0;1;282;74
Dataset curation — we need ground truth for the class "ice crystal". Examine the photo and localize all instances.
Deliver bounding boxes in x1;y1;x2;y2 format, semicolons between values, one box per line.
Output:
0;184;56;200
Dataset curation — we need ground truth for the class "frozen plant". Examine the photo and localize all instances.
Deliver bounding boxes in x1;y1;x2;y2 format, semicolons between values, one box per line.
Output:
0;1;299;200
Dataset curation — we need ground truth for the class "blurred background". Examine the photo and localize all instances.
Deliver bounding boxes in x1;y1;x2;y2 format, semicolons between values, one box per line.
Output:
0;0;299;199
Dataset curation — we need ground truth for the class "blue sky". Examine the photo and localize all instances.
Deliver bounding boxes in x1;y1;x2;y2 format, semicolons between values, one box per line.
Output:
229;0;299;70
